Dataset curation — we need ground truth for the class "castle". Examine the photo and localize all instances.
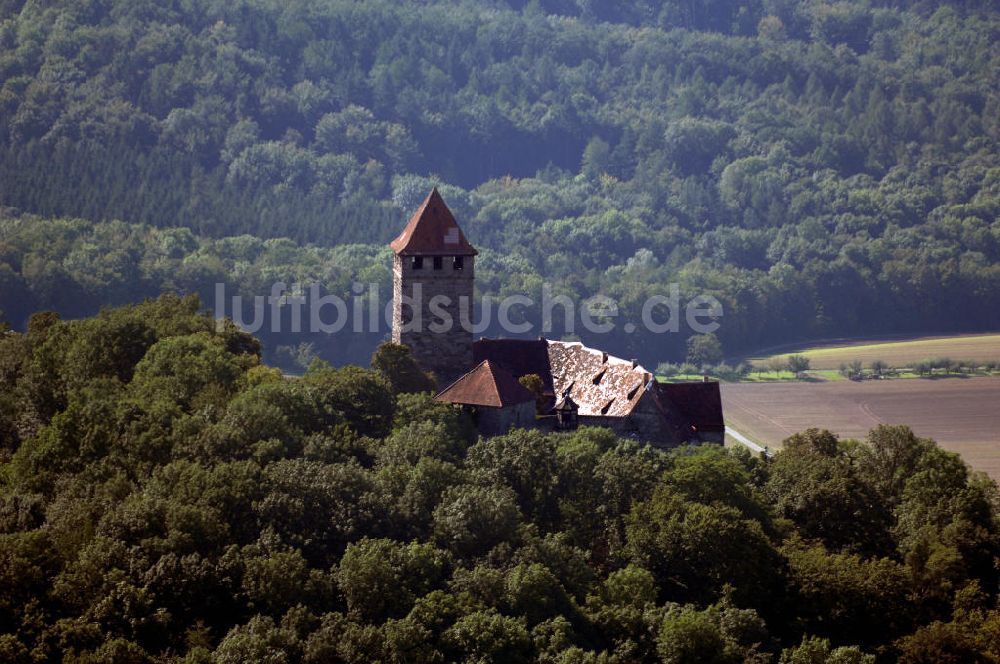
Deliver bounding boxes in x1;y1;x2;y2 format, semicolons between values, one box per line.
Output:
390;189;724;446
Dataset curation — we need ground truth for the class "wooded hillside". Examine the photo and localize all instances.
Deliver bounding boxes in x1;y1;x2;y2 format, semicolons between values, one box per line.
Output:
1;0;998;362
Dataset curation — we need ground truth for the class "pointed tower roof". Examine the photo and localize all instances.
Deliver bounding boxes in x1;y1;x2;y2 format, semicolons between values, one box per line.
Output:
554;391;578;412
435;360;534;408
390;188;478;256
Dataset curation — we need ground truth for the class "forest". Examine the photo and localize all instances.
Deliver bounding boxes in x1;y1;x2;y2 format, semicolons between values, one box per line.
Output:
1;296;1000;661
0;0;999;366
2;2;1000;661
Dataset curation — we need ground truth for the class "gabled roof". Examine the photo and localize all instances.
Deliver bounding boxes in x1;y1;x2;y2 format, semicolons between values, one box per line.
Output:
435;360;535;408
554;393;578;412
473;337;726;440
473;338;553;393
473;338;651;417
390;188;478;256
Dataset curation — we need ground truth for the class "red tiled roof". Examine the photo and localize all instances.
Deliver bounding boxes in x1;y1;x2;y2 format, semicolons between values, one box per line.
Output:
389;188;478;256
474;338;651;417
546;341;650;417
473;337;725;438
435;360;535;408
473;338;553;393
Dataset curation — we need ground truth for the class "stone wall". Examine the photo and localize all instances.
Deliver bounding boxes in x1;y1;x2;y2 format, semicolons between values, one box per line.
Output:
476;402;536;437
577;392;683;448
392;254;475;386
627;391;683;447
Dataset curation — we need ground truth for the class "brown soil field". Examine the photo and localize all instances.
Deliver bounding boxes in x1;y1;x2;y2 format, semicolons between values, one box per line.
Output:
721;377;1000;480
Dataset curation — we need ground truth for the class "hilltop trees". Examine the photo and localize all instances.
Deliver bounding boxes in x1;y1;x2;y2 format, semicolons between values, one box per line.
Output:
764;429;893;555
370;342;437;395
0;300;999;659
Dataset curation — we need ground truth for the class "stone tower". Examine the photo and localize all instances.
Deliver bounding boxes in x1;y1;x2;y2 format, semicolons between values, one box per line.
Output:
390;188;477;386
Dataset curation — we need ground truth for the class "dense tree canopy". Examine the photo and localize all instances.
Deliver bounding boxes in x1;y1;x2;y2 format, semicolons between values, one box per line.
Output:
1;298;1000;661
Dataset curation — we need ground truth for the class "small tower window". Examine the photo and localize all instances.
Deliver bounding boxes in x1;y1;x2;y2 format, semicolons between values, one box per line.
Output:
454;256;464;270
433;256;443;270
412;256;423;270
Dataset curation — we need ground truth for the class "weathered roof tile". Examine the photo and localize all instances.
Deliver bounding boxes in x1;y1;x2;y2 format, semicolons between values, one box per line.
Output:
435;359;535;408
472;337;724;435
389;188;478;256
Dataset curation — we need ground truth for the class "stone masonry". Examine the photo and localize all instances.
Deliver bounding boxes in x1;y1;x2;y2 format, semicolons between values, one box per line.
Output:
392;253;475;387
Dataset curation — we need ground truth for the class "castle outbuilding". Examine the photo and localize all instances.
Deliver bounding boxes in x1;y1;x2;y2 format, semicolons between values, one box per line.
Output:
434;360;536;436
393;189;724;446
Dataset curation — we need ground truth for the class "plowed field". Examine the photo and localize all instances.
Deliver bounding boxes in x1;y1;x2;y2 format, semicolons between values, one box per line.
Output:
722;377;1000;479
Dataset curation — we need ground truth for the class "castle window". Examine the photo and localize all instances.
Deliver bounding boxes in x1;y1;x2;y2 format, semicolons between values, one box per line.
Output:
433;256;443;270
412;256;423;270
454;256;464;270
